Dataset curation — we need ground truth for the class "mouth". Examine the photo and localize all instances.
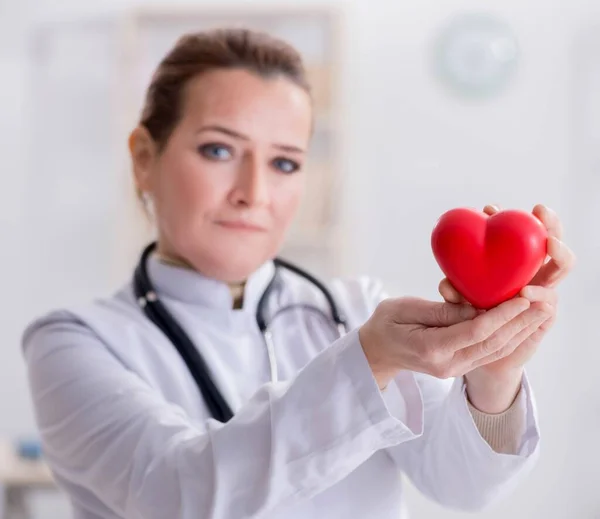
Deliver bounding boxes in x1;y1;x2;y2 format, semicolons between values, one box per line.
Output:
216;220;268;232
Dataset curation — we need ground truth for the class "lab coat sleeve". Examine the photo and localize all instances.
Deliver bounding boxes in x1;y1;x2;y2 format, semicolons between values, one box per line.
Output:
383;371;540;511
21;312;424;519
349;277;541;512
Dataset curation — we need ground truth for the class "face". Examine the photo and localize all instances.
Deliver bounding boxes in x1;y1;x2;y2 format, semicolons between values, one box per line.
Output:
130;68;313;282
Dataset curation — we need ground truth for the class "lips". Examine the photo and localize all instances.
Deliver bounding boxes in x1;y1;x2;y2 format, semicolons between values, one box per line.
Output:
216;220;267;232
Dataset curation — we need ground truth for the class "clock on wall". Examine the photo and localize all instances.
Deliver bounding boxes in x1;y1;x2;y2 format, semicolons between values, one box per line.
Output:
432;12;520;99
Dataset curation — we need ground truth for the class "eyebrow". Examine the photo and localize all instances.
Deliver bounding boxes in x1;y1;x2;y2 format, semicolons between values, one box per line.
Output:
196;124;306;154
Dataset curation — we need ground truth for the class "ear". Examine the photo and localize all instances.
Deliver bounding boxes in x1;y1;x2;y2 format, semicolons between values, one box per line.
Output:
129;125;158;195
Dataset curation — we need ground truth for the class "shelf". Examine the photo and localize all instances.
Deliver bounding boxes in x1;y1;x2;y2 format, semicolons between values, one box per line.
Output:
306;64;333;114
128;4;342;23
0;440;54;487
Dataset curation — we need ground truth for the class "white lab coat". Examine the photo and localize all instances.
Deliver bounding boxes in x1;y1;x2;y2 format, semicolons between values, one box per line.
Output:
21;255;540;519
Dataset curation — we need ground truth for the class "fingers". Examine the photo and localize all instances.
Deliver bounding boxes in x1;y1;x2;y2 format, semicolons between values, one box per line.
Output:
530;236;576;287
526;300;556;330
483;204;500;215
530;203;575;286
520;285;558;306
392;297;478;327
438;278;466;304
454;305;547;364
469;314;549;370
464;296;554;369
433;297;530;351
533;204;563;240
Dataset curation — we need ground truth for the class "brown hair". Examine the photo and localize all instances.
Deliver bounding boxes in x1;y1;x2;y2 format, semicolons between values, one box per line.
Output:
139;27;311;152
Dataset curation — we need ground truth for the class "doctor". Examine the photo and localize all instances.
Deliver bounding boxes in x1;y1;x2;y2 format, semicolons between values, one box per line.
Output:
22;28;574;519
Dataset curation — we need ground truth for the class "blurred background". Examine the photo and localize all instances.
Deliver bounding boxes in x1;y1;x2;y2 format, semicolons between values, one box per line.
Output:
0;0;598;517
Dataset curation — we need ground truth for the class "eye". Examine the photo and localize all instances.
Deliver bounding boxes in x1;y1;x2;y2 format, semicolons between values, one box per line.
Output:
272;157;301;174
198;143;233;161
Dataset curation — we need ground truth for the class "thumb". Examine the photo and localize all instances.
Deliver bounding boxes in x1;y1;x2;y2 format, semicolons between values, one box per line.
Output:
395;297;479;327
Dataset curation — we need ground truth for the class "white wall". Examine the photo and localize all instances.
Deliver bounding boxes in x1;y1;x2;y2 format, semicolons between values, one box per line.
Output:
339;2;600;518
1;0;598;517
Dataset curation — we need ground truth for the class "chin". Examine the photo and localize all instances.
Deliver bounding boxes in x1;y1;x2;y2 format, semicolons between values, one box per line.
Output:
169;227;283;282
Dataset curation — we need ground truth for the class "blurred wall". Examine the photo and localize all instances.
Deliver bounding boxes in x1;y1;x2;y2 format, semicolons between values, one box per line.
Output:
340;3;598;518
1;0;598;518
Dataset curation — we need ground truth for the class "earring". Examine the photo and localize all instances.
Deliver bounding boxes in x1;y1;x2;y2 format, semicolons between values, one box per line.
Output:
141;192;155;220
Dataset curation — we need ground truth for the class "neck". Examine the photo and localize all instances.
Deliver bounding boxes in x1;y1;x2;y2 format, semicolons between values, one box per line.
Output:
155;250;194;271
229;281;246;309
155;249;247;309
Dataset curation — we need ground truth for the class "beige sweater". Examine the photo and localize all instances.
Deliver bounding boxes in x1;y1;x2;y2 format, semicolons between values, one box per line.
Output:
467;387;525;454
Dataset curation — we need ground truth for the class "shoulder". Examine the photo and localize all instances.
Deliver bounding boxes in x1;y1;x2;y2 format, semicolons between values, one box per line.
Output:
22;308;95;356
21;287;138;361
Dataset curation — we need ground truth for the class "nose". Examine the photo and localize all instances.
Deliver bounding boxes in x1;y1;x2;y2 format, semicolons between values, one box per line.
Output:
229;154;269;207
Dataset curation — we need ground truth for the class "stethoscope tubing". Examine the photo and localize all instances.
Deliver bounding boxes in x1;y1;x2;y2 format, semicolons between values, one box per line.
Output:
133;241;348;422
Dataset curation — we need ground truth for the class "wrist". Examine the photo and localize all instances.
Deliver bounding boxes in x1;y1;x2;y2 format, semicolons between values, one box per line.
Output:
465;368;524;414
358;325;398;390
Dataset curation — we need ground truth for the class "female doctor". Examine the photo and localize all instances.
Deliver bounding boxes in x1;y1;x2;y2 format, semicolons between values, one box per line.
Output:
22;28;575;519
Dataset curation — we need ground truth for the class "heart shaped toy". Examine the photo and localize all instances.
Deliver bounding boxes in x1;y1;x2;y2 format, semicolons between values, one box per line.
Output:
431;207;548;309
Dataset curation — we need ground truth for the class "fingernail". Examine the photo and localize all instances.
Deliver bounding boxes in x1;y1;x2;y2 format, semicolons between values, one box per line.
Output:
521;286;536;299
549;236;564;252
460;305;478;319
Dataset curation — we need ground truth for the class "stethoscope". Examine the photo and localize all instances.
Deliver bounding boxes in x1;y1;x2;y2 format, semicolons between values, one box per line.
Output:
133;241;349;423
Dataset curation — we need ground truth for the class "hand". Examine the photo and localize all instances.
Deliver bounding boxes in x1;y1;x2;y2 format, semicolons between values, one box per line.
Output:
438;204;576;412
358;295;541;391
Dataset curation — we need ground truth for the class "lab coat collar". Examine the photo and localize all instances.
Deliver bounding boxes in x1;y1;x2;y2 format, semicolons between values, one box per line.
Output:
146;253;276;313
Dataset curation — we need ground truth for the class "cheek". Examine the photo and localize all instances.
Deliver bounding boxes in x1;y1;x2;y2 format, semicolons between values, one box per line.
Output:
156;153;227;219
272;178;304;226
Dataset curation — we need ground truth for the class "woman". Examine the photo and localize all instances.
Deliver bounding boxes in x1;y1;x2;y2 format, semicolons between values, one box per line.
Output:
22;28;574;519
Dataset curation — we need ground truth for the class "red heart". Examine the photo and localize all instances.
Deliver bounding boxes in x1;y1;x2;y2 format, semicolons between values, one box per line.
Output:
431;208;548;309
